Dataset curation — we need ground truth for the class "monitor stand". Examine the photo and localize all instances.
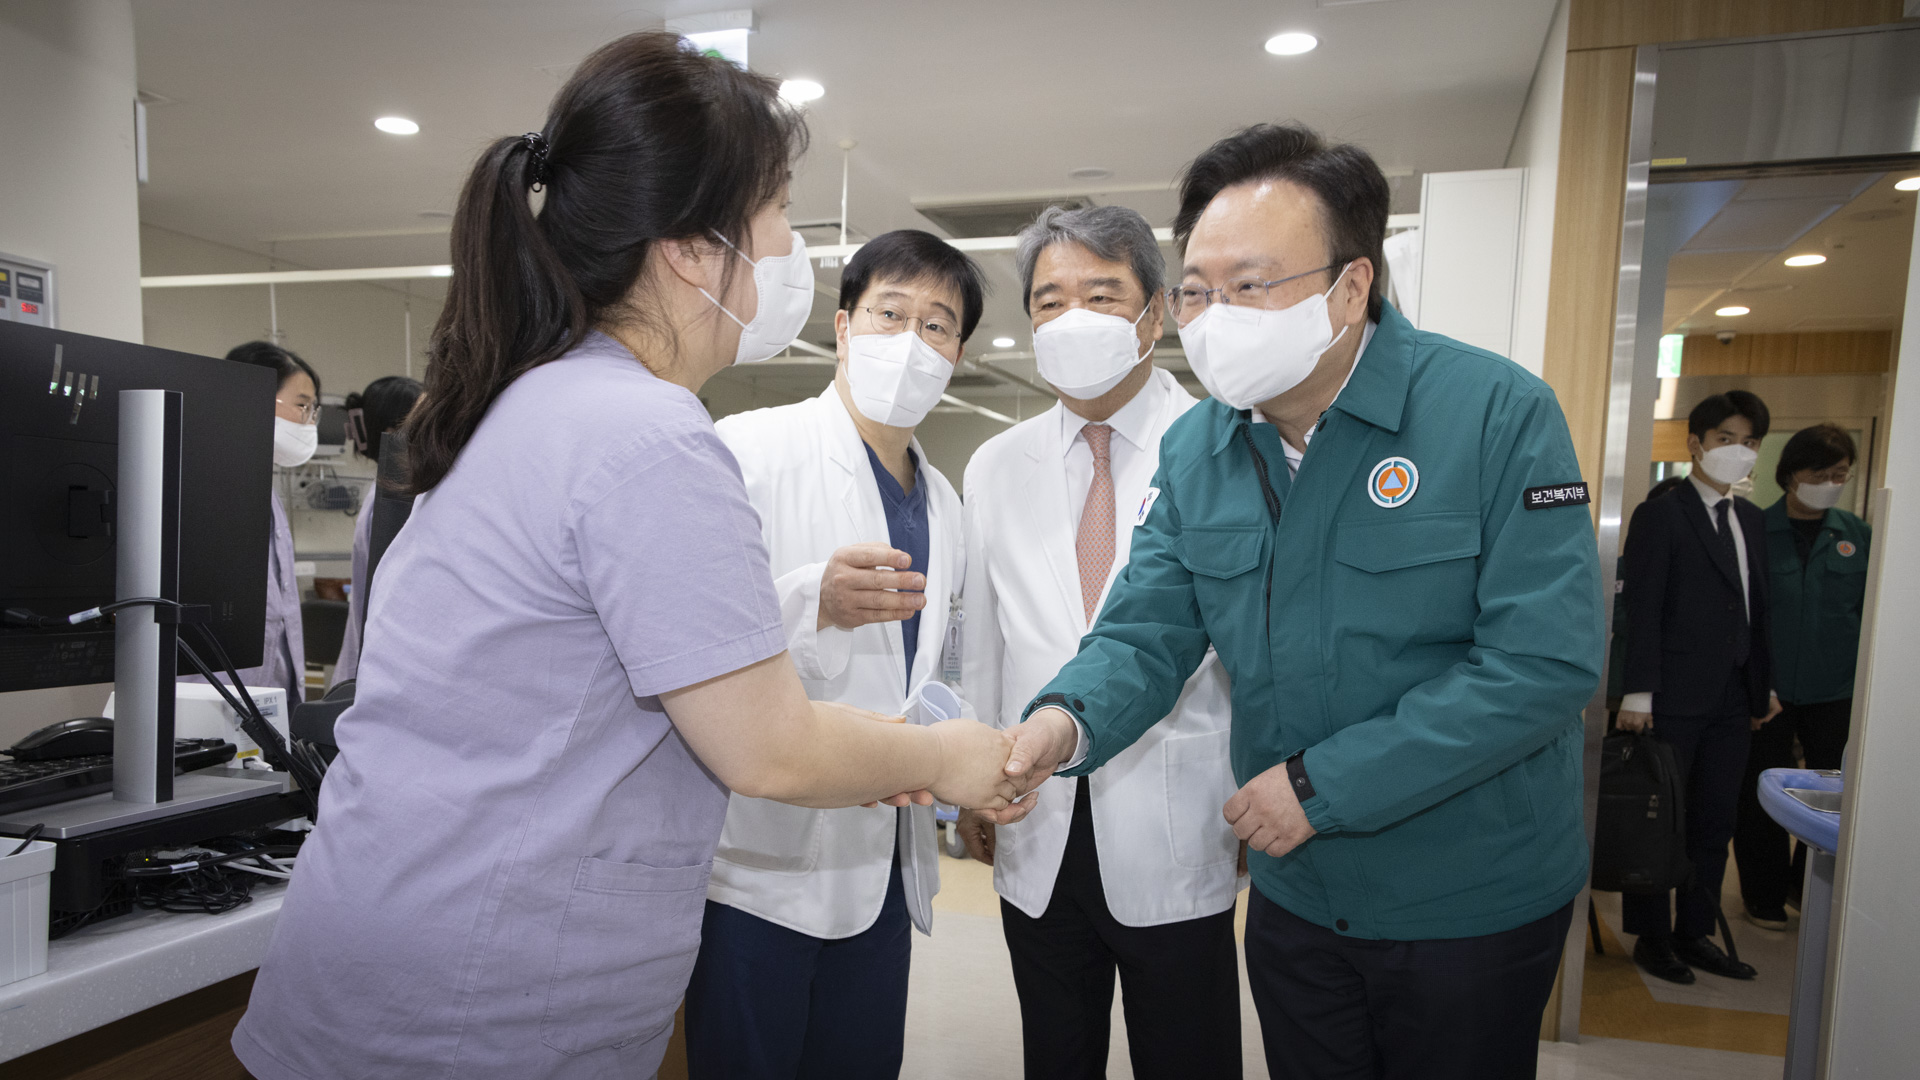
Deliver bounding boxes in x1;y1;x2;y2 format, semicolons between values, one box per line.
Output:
21;390;283;839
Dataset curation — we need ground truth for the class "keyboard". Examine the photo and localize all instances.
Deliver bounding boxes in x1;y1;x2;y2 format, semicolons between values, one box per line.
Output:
0;739;239;816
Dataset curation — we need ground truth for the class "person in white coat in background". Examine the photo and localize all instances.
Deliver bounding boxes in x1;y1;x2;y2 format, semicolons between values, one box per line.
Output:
685;230;992;1080
959;205;1244;1079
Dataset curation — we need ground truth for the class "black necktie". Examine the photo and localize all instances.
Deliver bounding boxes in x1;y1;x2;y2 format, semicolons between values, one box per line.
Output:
1715;499;1751;663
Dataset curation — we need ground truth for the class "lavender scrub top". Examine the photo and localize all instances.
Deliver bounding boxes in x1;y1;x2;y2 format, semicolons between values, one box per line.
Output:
233;333;787;1080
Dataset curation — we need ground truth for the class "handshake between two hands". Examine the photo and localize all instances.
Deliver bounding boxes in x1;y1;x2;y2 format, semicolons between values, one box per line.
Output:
871;705;1318;865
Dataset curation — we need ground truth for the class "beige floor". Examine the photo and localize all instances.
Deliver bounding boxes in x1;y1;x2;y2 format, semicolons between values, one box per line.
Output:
906;851;1788;1079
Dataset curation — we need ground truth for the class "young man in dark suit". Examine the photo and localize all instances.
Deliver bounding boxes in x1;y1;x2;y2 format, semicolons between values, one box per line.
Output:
1619;390;1782;984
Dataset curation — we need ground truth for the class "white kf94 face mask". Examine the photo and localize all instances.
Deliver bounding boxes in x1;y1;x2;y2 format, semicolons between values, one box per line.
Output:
273;416;319;468
845;332;954;429
1697;443;1758;486
1031;305;1154;400
1796;481;1844;511
1178;263;1353;411
701;229;816;365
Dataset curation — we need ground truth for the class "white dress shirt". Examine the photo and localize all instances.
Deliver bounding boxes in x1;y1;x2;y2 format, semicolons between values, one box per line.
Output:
1619;472;1756;716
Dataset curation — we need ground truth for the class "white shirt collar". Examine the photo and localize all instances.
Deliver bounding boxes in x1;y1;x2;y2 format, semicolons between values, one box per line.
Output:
1689;472;1731;509
1058;364;1164;456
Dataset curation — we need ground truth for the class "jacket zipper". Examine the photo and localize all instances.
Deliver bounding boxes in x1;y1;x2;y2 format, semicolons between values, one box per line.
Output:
1239;426;1283;615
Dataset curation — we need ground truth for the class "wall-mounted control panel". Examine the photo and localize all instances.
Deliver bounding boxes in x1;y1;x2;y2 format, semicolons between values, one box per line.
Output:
0;252;55;327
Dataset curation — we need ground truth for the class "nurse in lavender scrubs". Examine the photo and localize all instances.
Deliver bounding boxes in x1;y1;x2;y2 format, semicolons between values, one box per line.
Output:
211;340;319;710
232;32;1023;1080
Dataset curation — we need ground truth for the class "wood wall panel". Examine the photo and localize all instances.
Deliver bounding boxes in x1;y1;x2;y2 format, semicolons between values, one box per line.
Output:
1802;330;1894;374
1652;419;1693;462
1748;333;1800;375
1684;333;1751;375
1568;0;1907;51
1675;331;1894;375
1540;46;1638;484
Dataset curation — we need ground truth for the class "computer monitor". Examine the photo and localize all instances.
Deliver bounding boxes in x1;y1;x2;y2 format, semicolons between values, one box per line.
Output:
0;321;274;693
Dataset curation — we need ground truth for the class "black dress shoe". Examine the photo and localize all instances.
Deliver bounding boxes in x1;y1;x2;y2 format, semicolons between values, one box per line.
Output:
1634;936;1696;984
1745;903;1791;931
1676;935;1758;980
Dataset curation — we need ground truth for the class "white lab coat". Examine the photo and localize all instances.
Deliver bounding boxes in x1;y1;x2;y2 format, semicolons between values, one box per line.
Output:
708;387;961;939
962;367;1241;927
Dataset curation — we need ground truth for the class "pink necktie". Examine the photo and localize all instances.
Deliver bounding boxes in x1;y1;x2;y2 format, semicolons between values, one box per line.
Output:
1076;424;1115;625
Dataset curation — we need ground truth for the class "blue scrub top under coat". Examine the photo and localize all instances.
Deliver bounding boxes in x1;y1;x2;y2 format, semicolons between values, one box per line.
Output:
863;441;928;691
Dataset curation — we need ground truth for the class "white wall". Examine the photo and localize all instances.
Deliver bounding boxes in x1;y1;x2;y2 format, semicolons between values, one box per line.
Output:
0;0;144;740
140;224;441;394
1502;0;1568;378
0;0;142;341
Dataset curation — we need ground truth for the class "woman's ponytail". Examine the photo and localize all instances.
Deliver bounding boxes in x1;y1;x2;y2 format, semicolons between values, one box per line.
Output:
400;31;805;493
403;135;586;492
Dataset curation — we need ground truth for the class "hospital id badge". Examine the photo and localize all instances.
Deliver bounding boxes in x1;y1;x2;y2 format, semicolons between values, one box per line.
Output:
941;597;964;683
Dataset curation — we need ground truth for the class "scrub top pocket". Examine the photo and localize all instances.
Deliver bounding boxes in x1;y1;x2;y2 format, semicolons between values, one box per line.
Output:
540;856;712;1057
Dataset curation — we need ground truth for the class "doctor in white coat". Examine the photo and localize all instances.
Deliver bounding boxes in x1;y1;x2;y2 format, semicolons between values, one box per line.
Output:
960;206;1244;1080
686;230;989;1080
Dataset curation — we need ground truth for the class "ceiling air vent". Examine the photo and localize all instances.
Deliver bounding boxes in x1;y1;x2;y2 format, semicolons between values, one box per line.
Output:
914;197;1093;239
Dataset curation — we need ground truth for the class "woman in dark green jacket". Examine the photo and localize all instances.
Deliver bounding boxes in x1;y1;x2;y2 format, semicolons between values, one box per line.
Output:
1735;424;1870;929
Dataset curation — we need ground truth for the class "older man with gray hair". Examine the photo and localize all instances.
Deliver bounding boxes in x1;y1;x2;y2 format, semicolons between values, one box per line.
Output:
957;204;1243;1079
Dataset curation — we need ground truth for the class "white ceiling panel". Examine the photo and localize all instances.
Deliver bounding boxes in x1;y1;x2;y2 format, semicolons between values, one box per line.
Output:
1680;196;1845;254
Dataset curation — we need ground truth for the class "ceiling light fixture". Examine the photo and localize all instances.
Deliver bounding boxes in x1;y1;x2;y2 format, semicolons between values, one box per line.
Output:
1068;166;1113;182
779;79;824;104
374;116;419;135
991;337;1016;349
1264;32;1319;56
1896;176;1920;191
1715;305;1751;317
1783;254;1826;267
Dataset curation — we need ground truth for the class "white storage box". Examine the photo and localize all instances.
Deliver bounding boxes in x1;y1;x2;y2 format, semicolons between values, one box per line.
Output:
104;683;290;764
1;838;56;987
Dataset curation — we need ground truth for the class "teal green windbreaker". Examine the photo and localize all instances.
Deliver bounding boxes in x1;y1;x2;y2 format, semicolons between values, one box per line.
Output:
1765;499;1871;706
1032;306;1604;941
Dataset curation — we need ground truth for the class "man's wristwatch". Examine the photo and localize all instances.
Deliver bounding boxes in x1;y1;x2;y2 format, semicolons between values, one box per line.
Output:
1025;692;1083;720
1285;751;1316;801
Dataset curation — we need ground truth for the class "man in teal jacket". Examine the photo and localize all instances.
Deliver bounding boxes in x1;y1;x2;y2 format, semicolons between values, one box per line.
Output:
984;124;1604;1079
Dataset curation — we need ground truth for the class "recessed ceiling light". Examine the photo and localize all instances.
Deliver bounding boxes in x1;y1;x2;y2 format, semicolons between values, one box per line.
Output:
1265;32;1319;56
374;116;419;135
991;337;1016;349
779;79;824;104
1715;305;1750;317
1068;166;1113;182
1897;176;1920;191
1783;254;1826;267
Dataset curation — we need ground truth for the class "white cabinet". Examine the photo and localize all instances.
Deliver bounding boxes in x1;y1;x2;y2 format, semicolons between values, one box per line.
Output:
1408;168;1528;362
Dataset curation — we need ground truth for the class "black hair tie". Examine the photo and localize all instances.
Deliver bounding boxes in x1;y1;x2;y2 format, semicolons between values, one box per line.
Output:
522;131;552;191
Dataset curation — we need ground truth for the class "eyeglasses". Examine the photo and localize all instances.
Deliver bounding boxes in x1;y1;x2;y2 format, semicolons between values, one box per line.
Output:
854;306;958;350
1166;263;1336;325
277;398;320;423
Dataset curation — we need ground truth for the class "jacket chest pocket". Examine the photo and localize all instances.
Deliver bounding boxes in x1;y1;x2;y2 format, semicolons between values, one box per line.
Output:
1333;512;1481;638
1174;526;1268;628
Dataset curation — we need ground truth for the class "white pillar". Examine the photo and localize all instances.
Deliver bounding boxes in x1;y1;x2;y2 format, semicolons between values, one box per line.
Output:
1822;184;1920;1078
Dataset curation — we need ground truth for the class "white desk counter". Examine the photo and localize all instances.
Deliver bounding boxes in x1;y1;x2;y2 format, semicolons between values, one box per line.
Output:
0;883;283;1063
